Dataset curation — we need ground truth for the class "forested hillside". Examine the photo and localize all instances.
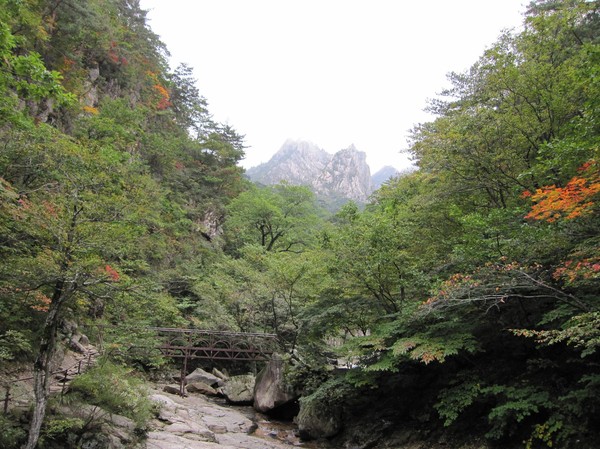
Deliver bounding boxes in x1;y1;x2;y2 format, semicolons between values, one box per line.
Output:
0;1;599;448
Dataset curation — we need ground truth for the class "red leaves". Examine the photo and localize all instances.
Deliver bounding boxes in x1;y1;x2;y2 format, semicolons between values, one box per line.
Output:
107;41;128;66
104;264;120;282
524;160;600;222
553;258;600;285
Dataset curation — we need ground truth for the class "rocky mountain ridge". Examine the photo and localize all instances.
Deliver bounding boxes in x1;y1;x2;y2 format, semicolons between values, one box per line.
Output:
246;140;399;204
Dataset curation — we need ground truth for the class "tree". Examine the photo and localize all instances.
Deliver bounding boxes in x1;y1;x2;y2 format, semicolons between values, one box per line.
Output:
224;183;320;254
0;124;163;449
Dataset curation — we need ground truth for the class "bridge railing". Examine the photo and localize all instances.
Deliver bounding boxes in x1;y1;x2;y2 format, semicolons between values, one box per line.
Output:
84;325;279;362
150;327;278;362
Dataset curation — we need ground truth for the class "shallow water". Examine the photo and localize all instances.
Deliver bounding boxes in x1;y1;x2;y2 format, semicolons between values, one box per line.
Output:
208;396;322;448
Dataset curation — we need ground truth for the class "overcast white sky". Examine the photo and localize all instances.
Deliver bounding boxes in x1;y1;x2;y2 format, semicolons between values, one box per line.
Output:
140;0;527;172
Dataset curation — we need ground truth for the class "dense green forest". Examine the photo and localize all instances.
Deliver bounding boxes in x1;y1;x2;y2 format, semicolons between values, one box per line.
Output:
0;0;599;448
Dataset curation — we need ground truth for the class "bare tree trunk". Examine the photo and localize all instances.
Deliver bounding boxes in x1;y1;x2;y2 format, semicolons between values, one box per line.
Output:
25;281;70;449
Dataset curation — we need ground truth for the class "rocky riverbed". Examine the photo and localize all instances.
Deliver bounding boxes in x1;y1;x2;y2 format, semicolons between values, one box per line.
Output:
145;389;313;449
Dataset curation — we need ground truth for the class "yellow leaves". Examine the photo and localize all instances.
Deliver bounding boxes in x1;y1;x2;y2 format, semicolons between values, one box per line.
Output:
83;105;99;115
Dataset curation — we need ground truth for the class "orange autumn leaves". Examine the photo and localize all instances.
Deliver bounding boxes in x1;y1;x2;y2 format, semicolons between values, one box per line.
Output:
523;160;600;223
146;71;171;110
522;161;600;285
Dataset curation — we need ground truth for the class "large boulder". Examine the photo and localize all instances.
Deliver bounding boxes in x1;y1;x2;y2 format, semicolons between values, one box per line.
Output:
297;398;342;440
221;374;255;404
184;368;220;387
254;359;297;414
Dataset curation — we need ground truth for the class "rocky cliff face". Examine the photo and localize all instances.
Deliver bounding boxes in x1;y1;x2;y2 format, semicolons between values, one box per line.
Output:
313;145;373;202
246;140;330;186
246;140;375;204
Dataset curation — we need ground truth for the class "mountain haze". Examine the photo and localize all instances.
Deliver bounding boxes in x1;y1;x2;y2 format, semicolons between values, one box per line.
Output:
372;166;401;189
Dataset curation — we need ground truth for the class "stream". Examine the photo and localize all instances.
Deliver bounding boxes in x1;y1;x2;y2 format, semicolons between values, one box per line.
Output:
209;395;321;448
144;387;324;449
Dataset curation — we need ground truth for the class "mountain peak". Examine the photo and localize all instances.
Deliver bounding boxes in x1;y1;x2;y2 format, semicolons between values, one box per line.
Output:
313;145;373;202
246;140;330;186
246;140;380;207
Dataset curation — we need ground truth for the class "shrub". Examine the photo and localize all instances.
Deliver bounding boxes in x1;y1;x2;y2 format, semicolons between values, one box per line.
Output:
0;414;27;449
39;417;84;448
68;360;154;429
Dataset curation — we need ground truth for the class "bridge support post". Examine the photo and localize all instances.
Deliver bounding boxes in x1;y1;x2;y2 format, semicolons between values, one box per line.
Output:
179;349;189;396
3;386;10;414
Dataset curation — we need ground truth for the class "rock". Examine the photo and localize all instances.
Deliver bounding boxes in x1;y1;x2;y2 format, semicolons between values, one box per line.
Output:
56;404;135;448
246;140;375;205
149;393;178;408
107;413;136;432
145;387;296;449
297;398;342;440
187;382;218;396
145;431;220;449
163;384;185;395
89;66;100;82
212;367;229;381
81;432;110;449
314;145;373;202
185;368;221;387
246;139;331;188
208;424;228;434
61;319;78;336
253;359;297;414
221;374;255;404
68;338;87;354
79;334;90;346
165;421;215;441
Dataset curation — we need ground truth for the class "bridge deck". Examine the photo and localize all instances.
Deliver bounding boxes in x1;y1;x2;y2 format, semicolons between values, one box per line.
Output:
150;327;278;361
90;325;278;362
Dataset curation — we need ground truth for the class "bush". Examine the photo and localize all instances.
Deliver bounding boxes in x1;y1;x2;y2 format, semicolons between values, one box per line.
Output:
40;417;84;448
0;414;27;449
68;360;155;429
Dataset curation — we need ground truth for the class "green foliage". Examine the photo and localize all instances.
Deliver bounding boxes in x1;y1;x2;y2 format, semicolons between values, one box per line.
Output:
436;380;554;440
484;385;552;440
0;330;32;362
435;377;483;426
0;0;599;447
0;414;26;449
514;311;600;357
224;183;320;253
298;375;355;411
69;361;154;428
40;417;84;447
